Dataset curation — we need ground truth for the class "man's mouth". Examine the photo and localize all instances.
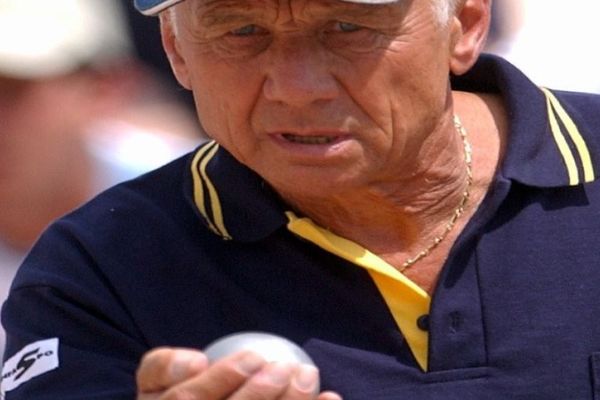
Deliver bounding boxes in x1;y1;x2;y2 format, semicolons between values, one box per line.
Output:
282;133;336;144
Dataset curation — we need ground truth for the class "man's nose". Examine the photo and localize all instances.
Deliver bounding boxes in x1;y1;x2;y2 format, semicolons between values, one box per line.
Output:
262;37;340;107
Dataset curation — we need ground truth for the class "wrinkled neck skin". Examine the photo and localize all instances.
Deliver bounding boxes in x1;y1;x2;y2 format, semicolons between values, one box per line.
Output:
277;90;506;292
280;113;466;251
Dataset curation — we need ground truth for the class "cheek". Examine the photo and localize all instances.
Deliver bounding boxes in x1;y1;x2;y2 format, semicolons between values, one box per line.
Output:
387;43;450;113
188;58;264;135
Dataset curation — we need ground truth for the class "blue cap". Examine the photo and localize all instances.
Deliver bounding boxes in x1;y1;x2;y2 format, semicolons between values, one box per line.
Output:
134;0;396;16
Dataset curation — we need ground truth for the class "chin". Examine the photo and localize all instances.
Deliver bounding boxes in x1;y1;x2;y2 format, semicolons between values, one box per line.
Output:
268;170;359;200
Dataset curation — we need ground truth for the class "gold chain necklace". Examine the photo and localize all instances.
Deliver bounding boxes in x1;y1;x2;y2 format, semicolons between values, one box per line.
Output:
400;115;473;272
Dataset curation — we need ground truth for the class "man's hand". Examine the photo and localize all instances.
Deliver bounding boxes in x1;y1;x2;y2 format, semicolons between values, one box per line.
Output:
136;347;343;400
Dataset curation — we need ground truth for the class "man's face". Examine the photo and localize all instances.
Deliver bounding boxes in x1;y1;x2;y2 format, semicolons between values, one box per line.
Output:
170;0;461;199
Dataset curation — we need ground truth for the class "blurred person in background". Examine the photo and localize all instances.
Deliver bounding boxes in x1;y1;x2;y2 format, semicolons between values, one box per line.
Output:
486;0;600;93
0;0;202;355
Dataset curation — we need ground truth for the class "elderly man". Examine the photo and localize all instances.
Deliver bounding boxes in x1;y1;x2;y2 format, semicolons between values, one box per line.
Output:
2;0;600;399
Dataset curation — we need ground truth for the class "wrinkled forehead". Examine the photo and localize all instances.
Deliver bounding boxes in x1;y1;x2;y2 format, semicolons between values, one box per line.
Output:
135;0;398;15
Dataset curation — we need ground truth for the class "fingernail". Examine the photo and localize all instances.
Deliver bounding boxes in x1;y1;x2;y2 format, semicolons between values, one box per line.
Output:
293;365;318;392
171;353;206;380
262;362;293;386
236;352;265;375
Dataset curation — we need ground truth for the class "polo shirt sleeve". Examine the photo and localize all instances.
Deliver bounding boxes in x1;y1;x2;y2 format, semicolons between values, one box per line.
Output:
1;221;147;399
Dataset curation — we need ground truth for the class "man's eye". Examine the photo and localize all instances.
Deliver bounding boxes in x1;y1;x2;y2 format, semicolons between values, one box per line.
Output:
335;22;363;33
229;24;265;37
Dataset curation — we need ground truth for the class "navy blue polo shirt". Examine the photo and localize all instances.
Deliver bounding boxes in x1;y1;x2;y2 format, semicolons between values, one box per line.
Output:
2;54;600;399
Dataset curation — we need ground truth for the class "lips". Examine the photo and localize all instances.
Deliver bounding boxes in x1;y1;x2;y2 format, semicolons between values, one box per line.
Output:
281;133;337;144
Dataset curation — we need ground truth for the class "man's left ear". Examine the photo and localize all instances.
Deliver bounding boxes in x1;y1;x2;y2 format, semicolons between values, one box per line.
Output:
449;0;491;75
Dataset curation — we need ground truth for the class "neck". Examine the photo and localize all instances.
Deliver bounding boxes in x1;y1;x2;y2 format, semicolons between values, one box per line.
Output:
280;91;507;293
284;114;470;260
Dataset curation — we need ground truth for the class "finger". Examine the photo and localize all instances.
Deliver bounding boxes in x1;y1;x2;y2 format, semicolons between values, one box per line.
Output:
137;393;161;400
136;347;208;393
227;361;296;400
162;350;267;399
277;364;320;400
317;391;344;400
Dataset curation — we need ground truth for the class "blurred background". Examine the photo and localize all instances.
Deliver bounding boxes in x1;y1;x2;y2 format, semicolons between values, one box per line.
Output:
486;0;600;94
124;1;197;110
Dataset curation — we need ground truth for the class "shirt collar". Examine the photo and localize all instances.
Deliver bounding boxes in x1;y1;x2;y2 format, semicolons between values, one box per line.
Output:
186;141;288;242
452;54;598;188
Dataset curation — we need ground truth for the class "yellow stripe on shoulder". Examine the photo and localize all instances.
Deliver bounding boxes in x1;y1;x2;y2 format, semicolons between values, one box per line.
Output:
190;141;232;239
542;87;596;184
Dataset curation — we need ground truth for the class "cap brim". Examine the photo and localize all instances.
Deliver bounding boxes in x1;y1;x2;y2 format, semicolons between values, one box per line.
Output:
134;0;397;16
134;0;184;16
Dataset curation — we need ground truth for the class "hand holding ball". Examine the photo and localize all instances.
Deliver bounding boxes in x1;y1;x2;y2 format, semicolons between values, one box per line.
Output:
203;332;320;393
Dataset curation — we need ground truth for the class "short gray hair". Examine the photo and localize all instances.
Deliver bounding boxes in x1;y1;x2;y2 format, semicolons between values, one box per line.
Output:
432;0;461;26
165;6;179;35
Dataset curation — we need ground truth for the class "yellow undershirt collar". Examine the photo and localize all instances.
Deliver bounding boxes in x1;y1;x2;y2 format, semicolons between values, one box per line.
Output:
286;211;431;371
